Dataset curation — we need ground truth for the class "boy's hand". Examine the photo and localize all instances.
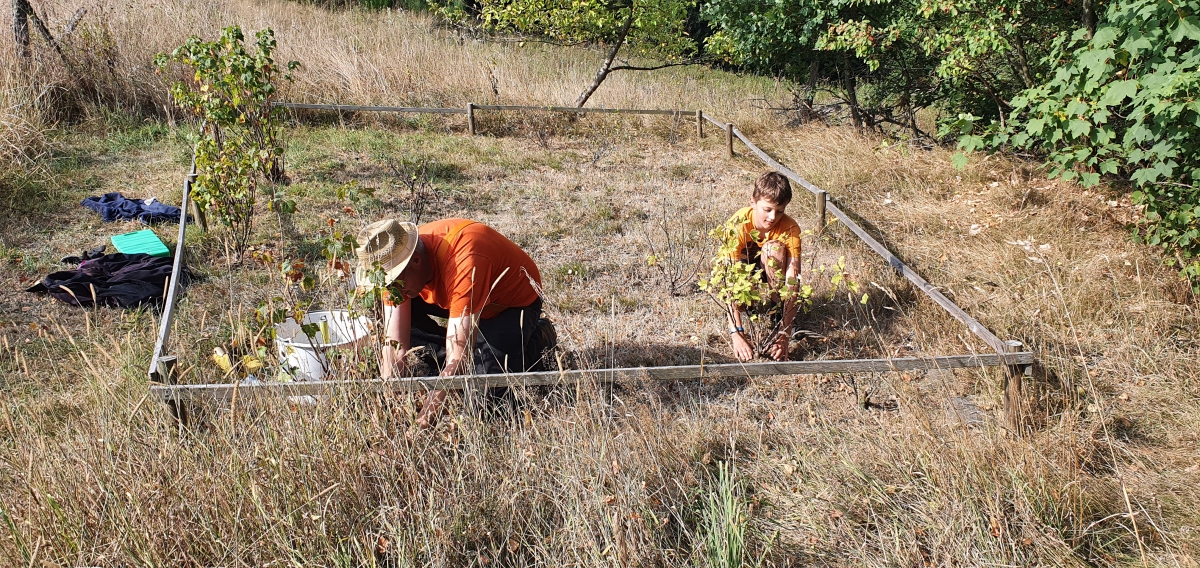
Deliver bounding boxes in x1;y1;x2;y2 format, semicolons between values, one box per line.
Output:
731;332;754;362
768;332;790;361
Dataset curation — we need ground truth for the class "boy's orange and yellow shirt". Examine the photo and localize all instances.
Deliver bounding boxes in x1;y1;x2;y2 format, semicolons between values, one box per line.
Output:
725;206;802;262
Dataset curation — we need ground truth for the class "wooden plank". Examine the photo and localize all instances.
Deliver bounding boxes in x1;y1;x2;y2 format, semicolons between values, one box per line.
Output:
1002;340;1030;433
728;126;1010;355
816;189;828;230
151;352;1034;403
275;102;468;115
148;141;199;381
472;104;683;116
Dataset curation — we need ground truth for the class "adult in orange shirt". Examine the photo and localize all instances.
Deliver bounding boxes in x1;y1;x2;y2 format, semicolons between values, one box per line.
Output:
722;171;802;361
355;218;553;427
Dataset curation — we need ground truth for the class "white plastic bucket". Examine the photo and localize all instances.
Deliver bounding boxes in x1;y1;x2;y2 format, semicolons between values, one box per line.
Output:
274;310;370;381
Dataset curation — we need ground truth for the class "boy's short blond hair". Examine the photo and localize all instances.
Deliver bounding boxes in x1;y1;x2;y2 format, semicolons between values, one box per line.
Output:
753;171;792;205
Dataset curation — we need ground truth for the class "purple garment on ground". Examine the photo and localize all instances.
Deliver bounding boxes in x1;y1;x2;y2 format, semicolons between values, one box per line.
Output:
81;192;184;224
26;253;190;308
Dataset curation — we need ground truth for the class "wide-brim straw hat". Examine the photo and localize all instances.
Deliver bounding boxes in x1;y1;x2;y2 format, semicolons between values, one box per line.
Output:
355;219;419;293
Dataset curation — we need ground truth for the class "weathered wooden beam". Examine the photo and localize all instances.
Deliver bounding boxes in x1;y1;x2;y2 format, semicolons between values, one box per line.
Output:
816;189;828;230
472;104;684;116
148;139;200;382
275;103;468;115
151;352;1034;404
1003;340;1032;433
273;102;694;117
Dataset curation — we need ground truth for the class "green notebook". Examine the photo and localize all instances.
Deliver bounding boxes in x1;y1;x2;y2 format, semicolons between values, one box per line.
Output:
110;229;170;258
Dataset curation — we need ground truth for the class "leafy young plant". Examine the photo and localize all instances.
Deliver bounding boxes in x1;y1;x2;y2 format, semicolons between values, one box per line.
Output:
699;214;812;356
700;212;868;357
155;26;299;258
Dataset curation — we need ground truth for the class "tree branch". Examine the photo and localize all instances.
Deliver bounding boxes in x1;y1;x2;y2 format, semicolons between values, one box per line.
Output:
607;60;702;72
496;36;591;48
574;7;635;107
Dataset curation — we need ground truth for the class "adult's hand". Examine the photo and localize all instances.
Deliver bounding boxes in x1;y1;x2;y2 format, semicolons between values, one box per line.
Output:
731;332;754;362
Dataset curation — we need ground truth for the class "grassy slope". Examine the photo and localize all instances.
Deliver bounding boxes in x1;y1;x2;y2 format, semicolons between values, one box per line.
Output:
1;1;1198;566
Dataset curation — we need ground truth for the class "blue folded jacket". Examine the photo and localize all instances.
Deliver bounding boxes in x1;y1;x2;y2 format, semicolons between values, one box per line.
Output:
81;192;184;224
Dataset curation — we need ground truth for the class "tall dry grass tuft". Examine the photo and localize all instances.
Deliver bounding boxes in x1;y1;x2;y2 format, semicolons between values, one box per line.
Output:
0;64;49;173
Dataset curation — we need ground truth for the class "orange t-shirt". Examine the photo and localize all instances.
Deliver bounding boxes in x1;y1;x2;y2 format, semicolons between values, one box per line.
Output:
725;206;802;261
416;219;542;319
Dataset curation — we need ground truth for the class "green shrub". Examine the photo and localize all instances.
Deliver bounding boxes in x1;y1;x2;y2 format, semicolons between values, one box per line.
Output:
950;0;1200;289
155;26;299;258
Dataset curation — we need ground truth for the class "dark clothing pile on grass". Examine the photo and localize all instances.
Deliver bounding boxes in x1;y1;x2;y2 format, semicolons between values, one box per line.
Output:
27;253;189;308
81;192;185;224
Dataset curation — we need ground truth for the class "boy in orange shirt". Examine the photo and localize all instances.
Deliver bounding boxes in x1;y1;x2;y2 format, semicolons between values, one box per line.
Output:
723;171;802;361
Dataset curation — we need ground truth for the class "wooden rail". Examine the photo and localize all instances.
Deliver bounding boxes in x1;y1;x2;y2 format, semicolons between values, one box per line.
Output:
473;104;685;116
147;141;199;383
275;102;468;114
152;352;1034;403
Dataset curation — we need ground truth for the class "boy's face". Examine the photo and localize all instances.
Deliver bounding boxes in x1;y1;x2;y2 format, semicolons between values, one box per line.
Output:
750;198;787;232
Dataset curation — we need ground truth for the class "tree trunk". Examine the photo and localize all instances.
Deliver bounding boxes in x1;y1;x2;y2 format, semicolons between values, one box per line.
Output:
13;0;30;60
574;7;635;108
803;58;819;116
1082;0;1097;38
1009;32;1034;89
27;4;66;63
841;54;862;131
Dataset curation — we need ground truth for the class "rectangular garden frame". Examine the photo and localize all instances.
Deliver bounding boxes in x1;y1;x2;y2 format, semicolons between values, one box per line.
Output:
148;102;1036;429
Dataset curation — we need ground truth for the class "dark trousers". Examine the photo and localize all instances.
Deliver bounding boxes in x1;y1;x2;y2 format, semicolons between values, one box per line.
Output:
408;297;544;375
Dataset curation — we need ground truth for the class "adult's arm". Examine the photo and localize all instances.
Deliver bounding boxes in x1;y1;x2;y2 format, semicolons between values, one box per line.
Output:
440;313;478;376
381;299;412;378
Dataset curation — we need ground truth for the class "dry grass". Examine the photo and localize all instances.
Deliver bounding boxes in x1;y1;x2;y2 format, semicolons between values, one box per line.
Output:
1;112;1197;565
0;63;50;176
0;0;785;126
1;1;1198;566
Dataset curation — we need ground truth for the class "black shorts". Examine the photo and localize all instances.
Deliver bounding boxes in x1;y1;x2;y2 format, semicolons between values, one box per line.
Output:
406;296;548;375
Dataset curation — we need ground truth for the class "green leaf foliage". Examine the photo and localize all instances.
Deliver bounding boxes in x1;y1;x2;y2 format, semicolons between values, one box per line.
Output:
455;0;696;61
967;0;1200;289
701;0;1076;134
